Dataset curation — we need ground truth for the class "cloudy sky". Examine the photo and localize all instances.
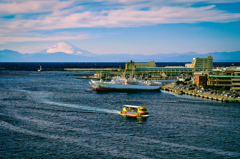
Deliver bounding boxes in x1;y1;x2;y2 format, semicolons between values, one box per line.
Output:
0;0;240;55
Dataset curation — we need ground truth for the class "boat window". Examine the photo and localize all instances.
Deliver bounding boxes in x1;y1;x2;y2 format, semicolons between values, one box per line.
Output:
140;109;147;111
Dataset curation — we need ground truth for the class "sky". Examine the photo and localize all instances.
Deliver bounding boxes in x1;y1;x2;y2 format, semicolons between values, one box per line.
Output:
0;0;240;55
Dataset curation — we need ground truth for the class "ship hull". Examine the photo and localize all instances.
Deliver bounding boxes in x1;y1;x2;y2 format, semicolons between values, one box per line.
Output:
92;84;161;92
90;79;161;92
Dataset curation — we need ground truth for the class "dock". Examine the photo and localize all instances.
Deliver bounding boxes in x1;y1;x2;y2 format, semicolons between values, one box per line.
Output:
162;83;240;103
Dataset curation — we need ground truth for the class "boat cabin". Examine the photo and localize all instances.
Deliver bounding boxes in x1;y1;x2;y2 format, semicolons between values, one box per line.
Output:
122;105;148;114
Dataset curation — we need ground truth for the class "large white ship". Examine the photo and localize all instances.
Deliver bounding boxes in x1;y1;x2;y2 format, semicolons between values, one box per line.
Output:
89;77;161;91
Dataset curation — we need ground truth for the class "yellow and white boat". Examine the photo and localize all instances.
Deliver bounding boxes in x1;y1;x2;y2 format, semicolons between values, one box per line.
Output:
120;105;150;117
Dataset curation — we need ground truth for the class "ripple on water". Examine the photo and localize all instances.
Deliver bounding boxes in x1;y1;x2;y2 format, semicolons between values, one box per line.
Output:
0;71;240;158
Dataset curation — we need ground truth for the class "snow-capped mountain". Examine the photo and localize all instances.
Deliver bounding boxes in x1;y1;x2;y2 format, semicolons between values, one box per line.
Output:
46;42;76;54
40;42;95;56
1;41;240;62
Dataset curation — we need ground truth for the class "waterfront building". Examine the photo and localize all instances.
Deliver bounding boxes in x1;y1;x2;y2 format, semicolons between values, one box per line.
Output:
207;75;240;92
192;55;213;72
164;66;185;68
212;67;224;73
194;75;207;86
225;69;240;76
136;67;193;77
212;66;240;73
125;60;155;70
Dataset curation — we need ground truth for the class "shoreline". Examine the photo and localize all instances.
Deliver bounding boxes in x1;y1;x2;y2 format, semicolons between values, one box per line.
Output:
162;83;240;103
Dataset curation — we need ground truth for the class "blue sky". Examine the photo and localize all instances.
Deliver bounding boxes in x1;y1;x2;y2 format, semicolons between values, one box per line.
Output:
0;0;240;55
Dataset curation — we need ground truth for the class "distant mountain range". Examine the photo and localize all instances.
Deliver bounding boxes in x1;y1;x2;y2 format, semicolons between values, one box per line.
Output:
0;42;239;62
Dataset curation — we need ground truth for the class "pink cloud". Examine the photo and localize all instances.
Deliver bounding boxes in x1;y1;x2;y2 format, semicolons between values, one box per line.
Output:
3;4;240;32
1;0;240;44
0;0;74;16
0;34;89;44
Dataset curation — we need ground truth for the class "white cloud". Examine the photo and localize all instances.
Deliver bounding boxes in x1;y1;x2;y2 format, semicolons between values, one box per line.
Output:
0;0;240;44
1;0;239;17
173;0;240;3
0;0;74;16
0;34;89;44
105;0;240;3
2;4;240;31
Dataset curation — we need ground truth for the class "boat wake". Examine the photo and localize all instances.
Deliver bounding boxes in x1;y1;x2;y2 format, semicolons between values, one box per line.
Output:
2;89;238;158
22;90;120;114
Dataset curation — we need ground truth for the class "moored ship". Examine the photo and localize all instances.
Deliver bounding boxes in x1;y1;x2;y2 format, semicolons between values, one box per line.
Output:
89;76;161;91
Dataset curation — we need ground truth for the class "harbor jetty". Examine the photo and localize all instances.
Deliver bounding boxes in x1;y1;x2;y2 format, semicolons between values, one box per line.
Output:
162;83;240;103
64;68;119;71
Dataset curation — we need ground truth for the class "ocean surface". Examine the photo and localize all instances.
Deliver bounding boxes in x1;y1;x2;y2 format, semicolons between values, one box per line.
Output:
1;62;240;71
0;64;240;158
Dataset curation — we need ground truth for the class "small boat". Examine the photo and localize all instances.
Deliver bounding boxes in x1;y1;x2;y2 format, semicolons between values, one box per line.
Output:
120;105;150;117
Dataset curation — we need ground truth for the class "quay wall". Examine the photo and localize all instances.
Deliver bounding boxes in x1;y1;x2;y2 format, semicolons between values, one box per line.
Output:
162;83;240;103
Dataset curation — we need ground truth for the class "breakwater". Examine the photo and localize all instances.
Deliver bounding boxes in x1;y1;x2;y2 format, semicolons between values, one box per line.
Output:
64;68;119;71
38;68;64;71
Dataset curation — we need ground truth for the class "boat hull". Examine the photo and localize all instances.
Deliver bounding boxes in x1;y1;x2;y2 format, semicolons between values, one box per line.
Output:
120;111;150;117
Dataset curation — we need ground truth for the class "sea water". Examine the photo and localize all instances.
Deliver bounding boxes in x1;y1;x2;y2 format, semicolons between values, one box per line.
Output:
0;70;240;158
